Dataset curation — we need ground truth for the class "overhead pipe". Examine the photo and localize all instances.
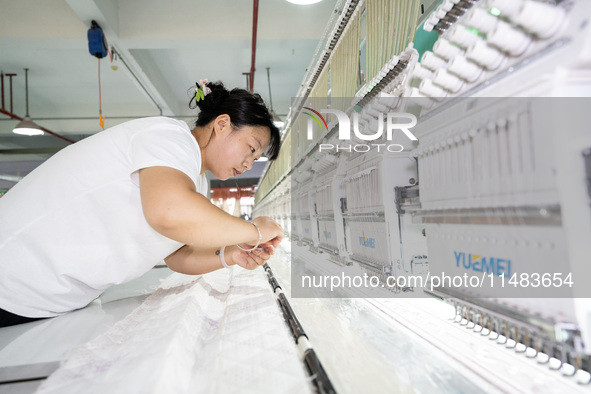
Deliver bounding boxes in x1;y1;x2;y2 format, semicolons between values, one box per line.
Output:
1;73;17;113
245;0;260;92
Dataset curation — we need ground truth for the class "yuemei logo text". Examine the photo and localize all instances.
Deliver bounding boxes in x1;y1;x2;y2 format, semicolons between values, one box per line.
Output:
359;236;376;249
454;251;512;277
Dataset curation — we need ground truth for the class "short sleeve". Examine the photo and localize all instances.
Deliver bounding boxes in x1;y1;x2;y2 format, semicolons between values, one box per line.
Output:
128;121;201;188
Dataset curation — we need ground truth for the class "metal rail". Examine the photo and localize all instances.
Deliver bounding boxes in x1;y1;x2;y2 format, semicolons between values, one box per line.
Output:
263;263;337;394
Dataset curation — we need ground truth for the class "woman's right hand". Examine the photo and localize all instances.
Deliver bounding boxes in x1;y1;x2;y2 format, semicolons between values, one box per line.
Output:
251;216;284;248
227;244;275;270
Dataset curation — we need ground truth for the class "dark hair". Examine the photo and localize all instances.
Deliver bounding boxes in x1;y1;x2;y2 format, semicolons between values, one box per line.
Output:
189;81;281;161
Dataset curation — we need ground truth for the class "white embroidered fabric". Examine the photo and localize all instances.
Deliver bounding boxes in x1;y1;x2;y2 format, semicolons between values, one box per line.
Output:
36;267;312;394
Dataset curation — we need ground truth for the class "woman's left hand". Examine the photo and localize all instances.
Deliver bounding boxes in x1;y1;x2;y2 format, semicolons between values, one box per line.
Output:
226;244;275;270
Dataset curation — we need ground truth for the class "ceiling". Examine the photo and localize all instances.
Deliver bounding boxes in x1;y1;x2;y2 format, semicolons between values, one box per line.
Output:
0;0;339;188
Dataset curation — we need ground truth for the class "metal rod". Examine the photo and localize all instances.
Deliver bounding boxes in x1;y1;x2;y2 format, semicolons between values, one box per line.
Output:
1;72;4;110
0;115;165;121
263;264;337;394
0;147;65;155
266;67;274;110
24;68;29;117
0;115;224;121
114;48;163;116
0;113;282;122
6;73;16;113
242;72;250;91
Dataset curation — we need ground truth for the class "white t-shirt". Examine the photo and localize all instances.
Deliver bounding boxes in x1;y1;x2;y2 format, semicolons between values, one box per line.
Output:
0;117;208;317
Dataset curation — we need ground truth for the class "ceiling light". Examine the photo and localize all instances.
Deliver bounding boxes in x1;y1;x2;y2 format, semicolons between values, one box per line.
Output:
286;0;323;4
13;68;43;136
13;116;43;136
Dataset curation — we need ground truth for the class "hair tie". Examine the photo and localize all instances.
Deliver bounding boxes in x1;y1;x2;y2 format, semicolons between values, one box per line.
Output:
195;79;212;102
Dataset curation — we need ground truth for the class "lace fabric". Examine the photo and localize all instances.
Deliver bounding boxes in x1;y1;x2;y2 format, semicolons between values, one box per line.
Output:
37;267;311;394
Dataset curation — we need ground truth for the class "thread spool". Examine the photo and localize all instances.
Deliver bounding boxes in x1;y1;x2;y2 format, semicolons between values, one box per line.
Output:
488;20;532;56
466;40;506;70
512;0;566;39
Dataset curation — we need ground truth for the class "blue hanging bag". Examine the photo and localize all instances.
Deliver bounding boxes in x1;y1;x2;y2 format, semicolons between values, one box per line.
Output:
88;20;108;59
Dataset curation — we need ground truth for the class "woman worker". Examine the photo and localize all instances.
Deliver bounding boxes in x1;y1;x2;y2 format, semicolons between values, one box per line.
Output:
0;80;284;327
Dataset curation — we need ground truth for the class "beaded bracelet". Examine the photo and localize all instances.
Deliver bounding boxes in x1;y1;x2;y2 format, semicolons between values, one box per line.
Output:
236;221;262;252
216;246;230;269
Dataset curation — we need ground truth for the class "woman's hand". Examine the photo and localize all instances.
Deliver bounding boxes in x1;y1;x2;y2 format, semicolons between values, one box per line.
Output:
251;216;284;247
226;244;276;270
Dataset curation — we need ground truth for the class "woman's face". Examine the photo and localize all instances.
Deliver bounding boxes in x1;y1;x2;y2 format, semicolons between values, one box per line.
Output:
209;124;271;181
